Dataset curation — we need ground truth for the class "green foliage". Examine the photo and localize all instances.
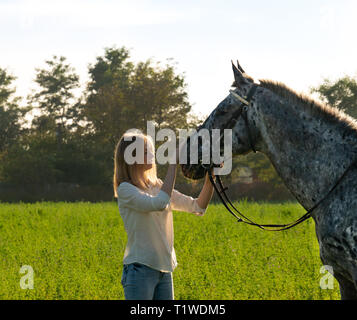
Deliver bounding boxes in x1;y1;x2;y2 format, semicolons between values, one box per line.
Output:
1;132;109;186
0;68;22;154
87;46;134;93
79;46;196;187
1;47;194;187
311;75;357;119
222;152;285;188
2;139;58;185
0;202;340;300
0;68;24;182
82;46;193;146
2;48;356;199
0;68;16;104
28;55;80;129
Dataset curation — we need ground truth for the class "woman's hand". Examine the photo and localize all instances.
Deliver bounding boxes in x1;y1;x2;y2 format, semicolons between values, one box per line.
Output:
209;162;223;181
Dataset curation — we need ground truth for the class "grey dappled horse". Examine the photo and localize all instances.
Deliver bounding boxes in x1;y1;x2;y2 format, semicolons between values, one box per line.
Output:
181;62;357;299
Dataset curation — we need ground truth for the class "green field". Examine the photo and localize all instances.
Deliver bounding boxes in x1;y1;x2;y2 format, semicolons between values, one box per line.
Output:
0;201;340;300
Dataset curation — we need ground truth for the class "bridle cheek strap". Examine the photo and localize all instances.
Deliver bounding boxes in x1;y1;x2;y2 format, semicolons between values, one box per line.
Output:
229;84;259;153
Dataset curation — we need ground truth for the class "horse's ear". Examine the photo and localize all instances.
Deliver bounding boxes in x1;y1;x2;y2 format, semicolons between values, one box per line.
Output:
231;60;248;87
236;60;245;73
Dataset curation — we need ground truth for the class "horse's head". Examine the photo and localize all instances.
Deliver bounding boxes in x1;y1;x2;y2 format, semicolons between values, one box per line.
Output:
181;61;262;180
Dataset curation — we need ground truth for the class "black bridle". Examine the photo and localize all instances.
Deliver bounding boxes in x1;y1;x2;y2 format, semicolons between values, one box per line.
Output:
205;84;357;231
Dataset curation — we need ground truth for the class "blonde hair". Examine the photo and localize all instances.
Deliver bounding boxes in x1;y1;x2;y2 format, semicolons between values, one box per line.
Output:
113;132;161;197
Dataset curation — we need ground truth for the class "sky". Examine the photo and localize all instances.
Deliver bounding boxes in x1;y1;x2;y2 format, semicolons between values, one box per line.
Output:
1;0;357;118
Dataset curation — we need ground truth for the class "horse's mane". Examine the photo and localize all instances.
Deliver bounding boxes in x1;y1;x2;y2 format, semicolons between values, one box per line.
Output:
258;79;357;135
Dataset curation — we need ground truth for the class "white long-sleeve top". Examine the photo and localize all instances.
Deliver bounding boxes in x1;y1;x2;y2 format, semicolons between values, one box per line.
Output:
117;181;206;272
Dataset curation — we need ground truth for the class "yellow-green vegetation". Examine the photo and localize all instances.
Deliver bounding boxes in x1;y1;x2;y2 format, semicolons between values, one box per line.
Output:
0;201;340;300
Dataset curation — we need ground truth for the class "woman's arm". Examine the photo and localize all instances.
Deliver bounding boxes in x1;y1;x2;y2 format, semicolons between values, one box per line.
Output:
196;171;215;210
160;164;177;197
118;182;170;212
161;145;180;196
170;169;215;215
117;164;177;213
117;148;179;213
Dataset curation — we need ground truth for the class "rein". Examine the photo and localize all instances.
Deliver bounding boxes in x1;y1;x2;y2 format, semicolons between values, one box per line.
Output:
207;84;357;231
208;161;357;231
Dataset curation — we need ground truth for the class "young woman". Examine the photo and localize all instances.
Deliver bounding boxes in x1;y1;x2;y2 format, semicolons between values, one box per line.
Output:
113;131;215;300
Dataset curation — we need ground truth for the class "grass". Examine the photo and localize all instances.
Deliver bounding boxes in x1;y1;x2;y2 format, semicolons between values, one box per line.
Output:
0;201;340;299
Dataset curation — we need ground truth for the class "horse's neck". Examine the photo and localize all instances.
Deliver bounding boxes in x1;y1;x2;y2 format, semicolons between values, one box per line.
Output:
255;94;355;211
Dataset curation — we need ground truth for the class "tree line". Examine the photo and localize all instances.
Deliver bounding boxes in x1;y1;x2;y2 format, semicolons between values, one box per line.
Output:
0;47;200;189
0;46;356;202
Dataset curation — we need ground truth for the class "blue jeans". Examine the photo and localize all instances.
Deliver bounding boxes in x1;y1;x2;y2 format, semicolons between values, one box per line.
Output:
121;263;174;300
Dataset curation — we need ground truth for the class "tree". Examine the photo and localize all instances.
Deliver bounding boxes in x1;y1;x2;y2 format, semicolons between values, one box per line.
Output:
82;47;193;145
28;55;81;132
129;59;192;131
310;75;357;119
87;46;134;93
2;56;88;186
0;68;22;154
82;47;134;144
